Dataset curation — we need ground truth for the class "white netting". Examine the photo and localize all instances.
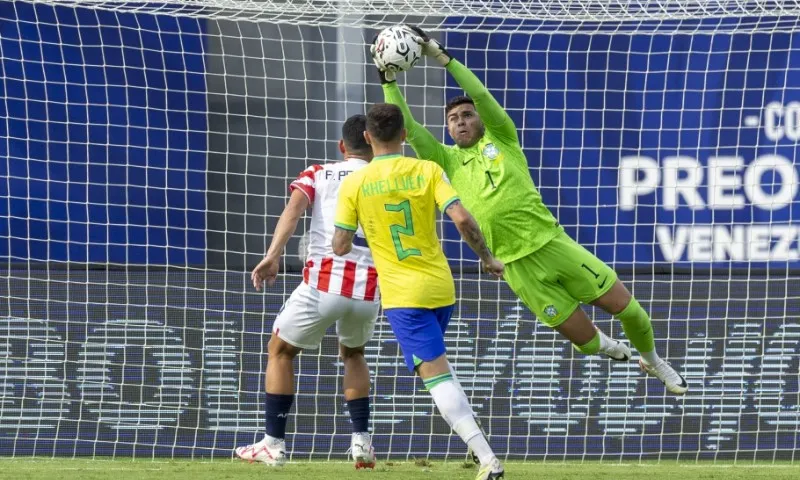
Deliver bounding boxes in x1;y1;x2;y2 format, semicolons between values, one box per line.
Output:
31;1;800;33
1;0;799;463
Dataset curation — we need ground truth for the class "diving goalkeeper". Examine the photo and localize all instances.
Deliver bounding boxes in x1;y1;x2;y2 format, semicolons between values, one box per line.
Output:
374;26;687;395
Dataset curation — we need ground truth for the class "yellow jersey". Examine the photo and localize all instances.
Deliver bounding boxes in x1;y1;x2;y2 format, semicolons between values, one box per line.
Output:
335;154;459;309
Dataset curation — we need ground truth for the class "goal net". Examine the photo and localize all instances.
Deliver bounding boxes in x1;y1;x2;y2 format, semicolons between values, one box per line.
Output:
2;0;799;461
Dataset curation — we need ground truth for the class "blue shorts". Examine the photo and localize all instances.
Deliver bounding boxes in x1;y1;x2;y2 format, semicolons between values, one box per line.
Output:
385;305;455;372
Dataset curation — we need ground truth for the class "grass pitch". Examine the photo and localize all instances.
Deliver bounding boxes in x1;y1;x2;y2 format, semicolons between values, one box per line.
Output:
2;459;798;480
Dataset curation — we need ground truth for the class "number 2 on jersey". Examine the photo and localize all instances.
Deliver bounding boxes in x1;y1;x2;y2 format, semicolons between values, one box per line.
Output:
384;200;421;261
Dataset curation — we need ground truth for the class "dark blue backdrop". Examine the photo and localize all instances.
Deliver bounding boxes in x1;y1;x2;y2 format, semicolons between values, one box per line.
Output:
2;6;798;269
444;24;800;268
0;1;207;264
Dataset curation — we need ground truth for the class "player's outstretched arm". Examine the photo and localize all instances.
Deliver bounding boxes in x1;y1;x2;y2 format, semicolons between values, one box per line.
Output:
252;188;309;291
410;26;518;144
445;200;504;277
382;82;447;166
371;35;448;167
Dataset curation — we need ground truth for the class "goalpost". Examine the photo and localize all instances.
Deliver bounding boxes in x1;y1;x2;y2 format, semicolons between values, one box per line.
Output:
2;0;799;461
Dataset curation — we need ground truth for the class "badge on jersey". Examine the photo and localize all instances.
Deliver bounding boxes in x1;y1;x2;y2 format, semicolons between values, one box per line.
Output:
482;143;500;160
544;304;558;318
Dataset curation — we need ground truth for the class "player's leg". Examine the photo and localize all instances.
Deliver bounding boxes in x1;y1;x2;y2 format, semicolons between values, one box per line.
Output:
590;279;652;357
385;307;504;480
235;333;298;466
264;335;301;440
236;283;330;465
339;343;375;468
591;279;688;394
548;232;687;394
429;306;487;466
555;305;631;361
335;297;380;469
504;248;629;361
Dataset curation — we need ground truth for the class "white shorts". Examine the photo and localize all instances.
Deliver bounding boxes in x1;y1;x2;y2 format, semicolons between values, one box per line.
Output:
272;282;380;350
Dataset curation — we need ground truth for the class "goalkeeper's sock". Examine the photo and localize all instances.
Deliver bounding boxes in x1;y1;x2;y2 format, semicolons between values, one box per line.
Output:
616;297;658;361
427;376;495;465
346;396;370;434
264;392;294;439
573;331;601;355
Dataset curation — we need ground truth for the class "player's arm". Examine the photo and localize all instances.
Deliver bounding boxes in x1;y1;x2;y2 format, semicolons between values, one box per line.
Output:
445;200;503;277
251;188;309;291
332;227;355;256
370;35;449;167
332;176;359;256
381;82;449;166
410;26;519;144
431;164;503;277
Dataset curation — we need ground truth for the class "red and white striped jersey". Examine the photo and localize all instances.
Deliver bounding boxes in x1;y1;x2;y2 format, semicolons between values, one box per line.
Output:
289;158;379;302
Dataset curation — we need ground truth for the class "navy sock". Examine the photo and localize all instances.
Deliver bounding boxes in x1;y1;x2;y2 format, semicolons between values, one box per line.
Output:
264;393;294;439
346;397;370;434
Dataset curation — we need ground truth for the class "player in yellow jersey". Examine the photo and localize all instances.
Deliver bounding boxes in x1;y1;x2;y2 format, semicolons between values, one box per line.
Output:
333;104;505;480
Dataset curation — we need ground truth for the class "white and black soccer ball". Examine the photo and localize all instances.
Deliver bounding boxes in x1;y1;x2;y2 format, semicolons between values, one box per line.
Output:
373;25;422;73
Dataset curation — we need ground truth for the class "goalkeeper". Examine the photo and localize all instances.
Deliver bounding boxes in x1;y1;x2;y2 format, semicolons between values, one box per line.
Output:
374;26;687;395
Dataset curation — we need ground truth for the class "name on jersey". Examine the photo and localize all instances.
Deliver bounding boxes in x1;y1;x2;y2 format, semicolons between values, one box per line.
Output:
362;174;425;198
325;170;353;180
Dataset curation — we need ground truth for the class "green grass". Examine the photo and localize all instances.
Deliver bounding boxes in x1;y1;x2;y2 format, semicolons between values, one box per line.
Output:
2;459;799;480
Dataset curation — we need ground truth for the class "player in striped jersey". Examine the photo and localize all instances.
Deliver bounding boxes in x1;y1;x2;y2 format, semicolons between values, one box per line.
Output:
235;115;379;469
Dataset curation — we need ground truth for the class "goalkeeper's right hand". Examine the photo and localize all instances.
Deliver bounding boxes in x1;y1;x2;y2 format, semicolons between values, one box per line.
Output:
369;35;396;84
482;257;505;278
406;25;452;67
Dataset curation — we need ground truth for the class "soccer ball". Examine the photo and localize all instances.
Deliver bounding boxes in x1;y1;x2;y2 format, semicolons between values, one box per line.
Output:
373;25;422;73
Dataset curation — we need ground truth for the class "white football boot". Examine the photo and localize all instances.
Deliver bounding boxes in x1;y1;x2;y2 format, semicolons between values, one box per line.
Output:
595;328;632;361
234;435;287;466
476;457;504;480
602;337;632;361
350;432;376;469
640;359;689;395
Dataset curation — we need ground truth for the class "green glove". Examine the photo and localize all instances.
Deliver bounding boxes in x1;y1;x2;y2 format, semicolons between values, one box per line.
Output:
406;25;452;67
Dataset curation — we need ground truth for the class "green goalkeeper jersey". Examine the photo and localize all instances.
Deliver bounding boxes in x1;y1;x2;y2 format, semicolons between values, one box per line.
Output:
383;60;562;263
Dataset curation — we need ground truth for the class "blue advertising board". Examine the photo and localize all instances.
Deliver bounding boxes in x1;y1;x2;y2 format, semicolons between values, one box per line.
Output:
444;28;800;268
0;1;207;265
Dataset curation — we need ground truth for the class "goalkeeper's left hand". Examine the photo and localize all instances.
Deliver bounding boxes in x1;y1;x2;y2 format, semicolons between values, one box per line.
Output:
369;35;396;84
406;25;452;67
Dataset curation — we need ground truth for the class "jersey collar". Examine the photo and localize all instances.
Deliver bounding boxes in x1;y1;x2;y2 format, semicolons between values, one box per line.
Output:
373;153;402;161
345;157;369;165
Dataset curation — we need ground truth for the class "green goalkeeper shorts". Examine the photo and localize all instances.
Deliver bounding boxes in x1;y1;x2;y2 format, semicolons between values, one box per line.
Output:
503;230;617;328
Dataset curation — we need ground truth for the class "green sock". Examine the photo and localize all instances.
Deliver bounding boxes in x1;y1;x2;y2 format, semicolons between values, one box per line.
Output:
616;297;655;354
422;372;453;391
573;332;601;355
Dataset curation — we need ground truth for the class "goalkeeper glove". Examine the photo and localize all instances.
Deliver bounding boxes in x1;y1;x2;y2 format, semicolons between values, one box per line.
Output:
406;25;452;67
369;34;396;84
